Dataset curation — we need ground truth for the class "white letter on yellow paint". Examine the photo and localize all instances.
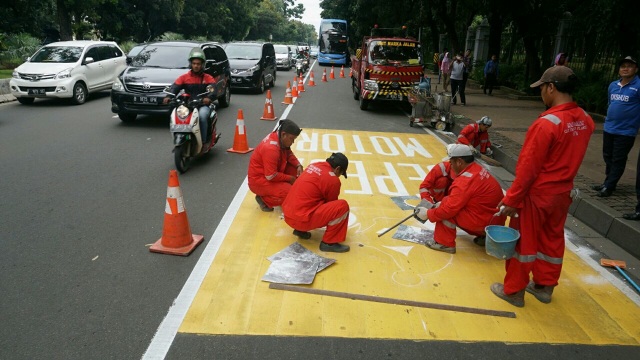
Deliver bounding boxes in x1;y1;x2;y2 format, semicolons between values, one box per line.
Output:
351;135;372;155
322;134;346;152
371;136;399;156
296;132;318;152
398;163;427;181
344;160;372;195
393;137;432;158
374;162;408;195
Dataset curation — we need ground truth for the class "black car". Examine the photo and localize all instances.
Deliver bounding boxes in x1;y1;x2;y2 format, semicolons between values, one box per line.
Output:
110;41;231;122
223;42;276;94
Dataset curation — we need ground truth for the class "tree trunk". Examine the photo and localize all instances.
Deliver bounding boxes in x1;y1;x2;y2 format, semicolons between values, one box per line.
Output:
487;12;503;64
56;0;73;40
522;36;540;85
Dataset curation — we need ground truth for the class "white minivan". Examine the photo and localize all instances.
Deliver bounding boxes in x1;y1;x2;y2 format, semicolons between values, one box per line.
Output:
10;40;126;105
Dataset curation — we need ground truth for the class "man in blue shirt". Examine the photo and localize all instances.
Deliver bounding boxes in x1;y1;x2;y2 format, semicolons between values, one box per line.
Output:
592;56;640;202
483;54;499;95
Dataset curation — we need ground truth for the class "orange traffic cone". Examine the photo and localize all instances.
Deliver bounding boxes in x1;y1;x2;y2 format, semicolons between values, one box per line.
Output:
227;109;254;154
330;66;335;80
339;65;345;78
259;90;278;121
308;71;316;86
150;170;204;256
282;81;293;104
291;79;299;102
298;75;305;92
348;67;353;77
322;69;328;82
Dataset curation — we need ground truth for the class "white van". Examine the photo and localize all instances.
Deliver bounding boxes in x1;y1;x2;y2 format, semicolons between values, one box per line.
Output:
10;40;126;105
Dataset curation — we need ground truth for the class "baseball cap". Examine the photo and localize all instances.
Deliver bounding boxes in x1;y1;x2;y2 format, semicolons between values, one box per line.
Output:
326;152;349;178
278;119;302;136
619;56;637;66
530;66;575;88
443;144;473;160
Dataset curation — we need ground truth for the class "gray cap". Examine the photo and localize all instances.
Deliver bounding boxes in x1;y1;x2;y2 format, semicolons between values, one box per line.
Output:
619;56;638;66
530;66;575;88
443;144;473;160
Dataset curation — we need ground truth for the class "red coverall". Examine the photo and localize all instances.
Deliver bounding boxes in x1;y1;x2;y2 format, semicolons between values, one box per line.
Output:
419;161;455;203
426;162;504;247
457;123;491;154
282;161;349;244
248;131;301;208
501;102;594;294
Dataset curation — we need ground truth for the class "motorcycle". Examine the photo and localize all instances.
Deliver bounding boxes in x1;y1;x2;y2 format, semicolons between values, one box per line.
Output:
165;86;221;173
295;57;309;77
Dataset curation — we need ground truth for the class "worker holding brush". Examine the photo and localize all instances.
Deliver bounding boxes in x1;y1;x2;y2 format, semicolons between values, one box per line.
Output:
490;66;594;307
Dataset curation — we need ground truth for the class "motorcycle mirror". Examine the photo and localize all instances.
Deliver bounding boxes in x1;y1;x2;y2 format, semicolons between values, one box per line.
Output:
206;85;214;93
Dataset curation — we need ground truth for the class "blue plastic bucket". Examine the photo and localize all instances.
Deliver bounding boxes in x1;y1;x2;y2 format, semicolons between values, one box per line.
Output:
485;225;520;260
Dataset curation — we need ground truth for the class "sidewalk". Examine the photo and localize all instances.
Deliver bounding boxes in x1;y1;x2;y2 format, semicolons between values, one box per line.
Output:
425;73;640;260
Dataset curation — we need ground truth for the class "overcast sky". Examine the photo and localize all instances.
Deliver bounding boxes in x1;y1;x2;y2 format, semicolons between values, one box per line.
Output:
298;0;322;34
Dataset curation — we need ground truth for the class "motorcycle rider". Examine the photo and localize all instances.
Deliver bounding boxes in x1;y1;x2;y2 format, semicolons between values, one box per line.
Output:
163;47;216;145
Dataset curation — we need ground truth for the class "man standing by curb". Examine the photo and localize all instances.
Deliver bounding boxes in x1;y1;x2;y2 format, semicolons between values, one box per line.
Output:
491;66;594;307
592;56;640;199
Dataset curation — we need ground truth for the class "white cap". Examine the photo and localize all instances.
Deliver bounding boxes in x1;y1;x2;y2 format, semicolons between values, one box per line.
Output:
443;143;473;160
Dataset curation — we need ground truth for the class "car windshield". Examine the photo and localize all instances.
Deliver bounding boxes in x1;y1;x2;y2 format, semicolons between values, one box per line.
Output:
30;46;83;63
274;45;289;54
131;45;192;68
224;44;261;60
368;40;421;65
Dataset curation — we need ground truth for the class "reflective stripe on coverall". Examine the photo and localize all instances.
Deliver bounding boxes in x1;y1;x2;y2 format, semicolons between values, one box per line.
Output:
426;162;504;247
282;161;349;244
457;123;492;153
248;131;301;208
501;103;595;294
419;161;455;202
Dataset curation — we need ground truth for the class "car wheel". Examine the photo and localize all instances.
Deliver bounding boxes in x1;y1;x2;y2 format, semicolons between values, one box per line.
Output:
17;97;35;105
269;73;275;88
352;81;359;100
218;83;231;108
71;82;87;105
359;95;369;110
255;77;265;94
118;113;137;122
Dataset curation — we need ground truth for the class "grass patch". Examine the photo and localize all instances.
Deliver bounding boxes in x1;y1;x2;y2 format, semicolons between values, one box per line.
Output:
0;69;13;79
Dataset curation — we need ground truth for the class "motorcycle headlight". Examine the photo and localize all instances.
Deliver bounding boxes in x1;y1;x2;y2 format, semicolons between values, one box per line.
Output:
364;79;378;91
56;68;72;79
176;105;190;119
111;78;124;91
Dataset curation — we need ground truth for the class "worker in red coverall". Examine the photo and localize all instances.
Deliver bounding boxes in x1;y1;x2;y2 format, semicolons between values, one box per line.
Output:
457;116;493;156
419;160;455;204
414;144;505;253
248;119;303;212
490;66;594;308
282;153;350;253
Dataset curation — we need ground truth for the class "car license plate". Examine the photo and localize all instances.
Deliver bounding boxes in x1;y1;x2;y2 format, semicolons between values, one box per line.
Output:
27;88;46;95
133;96;158;104
170;124;191;132
388;93;401;100
233;78;241;83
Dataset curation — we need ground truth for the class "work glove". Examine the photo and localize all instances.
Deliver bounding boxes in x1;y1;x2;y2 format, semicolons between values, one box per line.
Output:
485;148;493;157
413;207;429;223
417;199;435;209
570;188;580;200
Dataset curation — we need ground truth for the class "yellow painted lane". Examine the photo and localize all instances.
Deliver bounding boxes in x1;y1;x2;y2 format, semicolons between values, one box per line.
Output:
180;129;640;345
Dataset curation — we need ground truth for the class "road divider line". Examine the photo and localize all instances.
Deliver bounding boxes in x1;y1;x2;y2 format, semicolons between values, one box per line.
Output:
142;178;249;360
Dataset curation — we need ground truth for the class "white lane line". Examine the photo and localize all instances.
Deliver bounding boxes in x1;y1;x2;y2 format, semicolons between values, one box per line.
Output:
141;178;249;360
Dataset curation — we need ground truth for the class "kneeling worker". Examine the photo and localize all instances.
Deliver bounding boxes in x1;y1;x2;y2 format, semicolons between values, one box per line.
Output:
282;153;351;253
457;116;493;156
414;144;504;253
419;160;455;205
248;119;304;212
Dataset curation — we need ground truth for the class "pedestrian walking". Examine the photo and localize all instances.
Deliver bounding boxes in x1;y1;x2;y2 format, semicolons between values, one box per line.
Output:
490;66;595;307
483;54;499;95
440;52;451;92
450;55;466;105
591;56;640;198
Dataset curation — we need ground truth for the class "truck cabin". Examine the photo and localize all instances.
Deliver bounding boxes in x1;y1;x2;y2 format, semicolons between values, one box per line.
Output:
367;40;422;66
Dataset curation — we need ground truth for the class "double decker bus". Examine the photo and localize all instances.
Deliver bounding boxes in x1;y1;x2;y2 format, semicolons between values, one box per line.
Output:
318;19;349;66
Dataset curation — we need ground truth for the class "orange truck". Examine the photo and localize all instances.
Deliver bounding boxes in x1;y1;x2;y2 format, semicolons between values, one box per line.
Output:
350;31;424;110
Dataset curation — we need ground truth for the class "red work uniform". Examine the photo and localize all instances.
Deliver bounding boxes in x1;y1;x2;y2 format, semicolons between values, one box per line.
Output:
501;102;594;294
248;131;302;208
457;123;491;153
426;162;504;247
419;161;455;203
282;161;349;244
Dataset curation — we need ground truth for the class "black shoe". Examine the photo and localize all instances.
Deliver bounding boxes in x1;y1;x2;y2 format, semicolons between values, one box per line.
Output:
597;187;614;197
319;242;350;253
293;229;312;239
255;195;273;212
473;236;486;246
591;184;605;191
622;212;640;220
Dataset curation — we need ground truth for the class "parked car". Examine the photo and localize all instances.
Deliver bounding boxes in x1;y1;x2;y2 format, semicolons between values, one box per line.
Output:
10;40;126;105
274;44;292;71
110;41;231;122
310;46;319;58
223;42;276;94
126;44;146;60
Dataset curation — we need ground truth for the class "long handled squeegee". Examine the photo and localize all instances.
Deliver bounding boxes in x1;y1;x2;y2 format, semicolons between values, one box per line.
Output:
600;258;640;294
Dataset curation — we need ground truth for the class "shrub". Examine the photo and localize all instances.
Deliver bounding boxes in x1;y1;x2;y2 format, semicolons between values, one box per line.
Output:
0;33;41;68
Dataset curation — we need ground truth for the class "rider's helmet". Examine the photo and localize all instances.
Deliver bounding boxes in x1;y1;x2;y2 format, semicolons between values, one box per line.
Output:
477;116;492;127
188;47;206;65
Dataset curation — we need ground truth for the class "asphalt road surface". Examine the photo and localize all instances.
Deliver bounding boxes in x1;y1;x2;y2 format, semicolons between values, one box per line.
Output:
1;63;638;359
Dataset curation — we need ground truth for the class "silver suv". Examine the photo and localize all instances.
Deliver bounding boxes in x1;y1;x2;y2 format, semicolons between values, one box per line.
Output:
10;40;126;105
